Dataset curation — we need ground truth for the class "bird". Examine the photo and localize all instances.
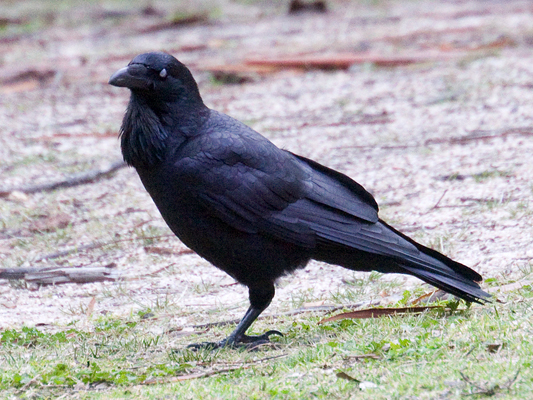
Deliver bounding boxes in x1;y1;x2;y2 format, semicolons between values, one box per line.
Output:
109;52;490;349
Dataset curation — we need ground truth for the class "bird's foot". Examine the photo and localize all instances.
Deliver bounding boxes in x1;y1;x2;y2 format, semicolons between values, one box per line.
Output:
187;330;283;351
235;330;283;350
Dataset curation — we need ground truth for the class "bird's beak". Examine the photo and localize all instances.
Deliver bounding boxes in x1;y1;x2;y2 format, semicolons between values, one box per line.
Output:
109;64;151;90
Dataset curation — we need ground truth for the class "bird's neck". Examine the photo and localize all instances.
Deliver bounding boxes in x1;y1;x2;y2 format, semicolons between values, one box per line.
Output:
120;94;209;169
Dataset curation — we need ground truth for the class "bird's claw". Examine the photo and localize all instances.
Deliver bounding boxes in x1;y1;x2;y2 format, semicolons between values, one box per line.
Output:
237;330;283;343
187;330;283;351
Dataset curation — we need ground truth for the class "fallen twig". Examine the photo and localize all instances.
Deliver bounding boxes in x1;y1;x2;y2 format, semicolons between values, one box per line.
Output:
423;189;448;214
139;12;209;34
202;354;288;368
141;366;243;385
0;255;187;285
410;290;451;305
15;374;42;394
425;127;532;145
460;369;520;396
339;127;532;153
143;353;289;385
245;51;464;70
34;234;177;262
249;353;288;363
0;160;127;197
127;263;178;281
343;354;381;360
34;243;104;262
0;264;121;285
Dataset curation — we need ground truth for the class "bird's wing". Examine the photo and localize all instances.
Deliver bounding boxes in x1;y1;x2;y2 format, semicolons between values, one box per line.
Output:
174;130;379;248
284;153;403;254
291;153;378;221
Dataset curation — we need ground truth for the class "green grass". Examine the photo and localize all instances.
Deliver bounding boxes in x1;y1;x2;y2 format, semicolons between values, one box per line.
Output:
472;169;513;183
1;285;532;399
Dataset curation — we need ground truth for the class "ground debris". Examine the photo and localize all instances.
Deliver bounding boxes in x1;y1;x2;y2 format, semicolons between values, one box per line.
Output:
141;366;243;385
29;213;72;233
244;51;466;70
0;160;127;197
0;264;121;285
0;67;58;93
139;12;209;33
288;0;328;14
460;369;520;396
425;127;533;145
318;306;443;325
336;370;360;382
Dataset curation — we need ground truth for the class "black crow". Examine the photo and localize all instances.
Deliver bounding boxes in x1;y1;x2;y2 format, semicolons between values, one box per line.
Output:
109;52;490;348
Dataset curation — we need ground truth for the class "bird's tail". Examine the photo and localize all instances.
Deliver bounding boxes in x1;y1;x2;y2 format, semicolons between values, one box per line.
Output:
313;219;490;304
379;221;490;303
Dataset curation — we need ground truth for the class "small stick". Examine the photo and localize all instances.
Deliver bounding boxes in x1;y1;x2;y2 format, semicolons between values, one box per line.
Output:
35;234;177;262
423;189;448;214
0;160;127;197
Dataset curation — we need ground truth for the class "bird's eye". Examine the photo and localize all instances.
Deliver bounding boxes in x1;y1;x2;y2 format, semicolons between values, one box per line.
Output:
159;69;168;79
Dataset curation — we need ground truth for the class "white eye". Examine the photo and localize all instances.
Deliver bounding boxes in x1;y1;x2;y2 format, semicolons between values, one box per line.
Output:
159;68;167;79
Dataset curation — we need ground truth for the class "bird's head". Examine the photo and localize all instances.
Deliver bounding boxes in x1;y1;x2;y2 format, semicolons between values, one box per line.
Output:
109;52;208;168
109;52;203;105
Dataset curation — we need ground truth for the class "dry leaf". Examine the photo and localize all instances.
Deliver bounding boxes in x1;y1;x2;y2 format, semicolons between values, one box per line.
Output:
86;297;96;318
336;371;360;382
144;246;175;255
318;306;442;325
410;290;451;305
486;343;503;353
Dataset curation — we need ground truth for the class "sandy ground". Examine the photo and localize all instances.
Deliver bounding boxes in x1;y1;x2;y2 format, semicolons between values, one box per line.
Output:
1;0;533;331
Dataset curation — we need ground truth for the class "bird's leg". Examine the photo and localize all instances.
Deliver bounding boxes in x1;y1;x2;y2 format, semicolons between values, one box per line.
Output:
188;283;282;350
219;305;282;348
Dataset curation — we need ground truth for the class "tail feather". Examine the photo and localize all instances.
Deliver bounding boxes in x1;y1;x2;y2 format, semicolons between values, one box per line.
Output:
400;265;488;303
313;218;490;303
378;221;490;303
380;220;483;282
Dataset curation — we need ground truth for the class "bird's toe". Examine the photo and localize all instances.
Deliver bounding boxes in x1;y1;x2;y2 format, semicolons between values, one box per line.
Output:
186;341;222;351
238;330;283;343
